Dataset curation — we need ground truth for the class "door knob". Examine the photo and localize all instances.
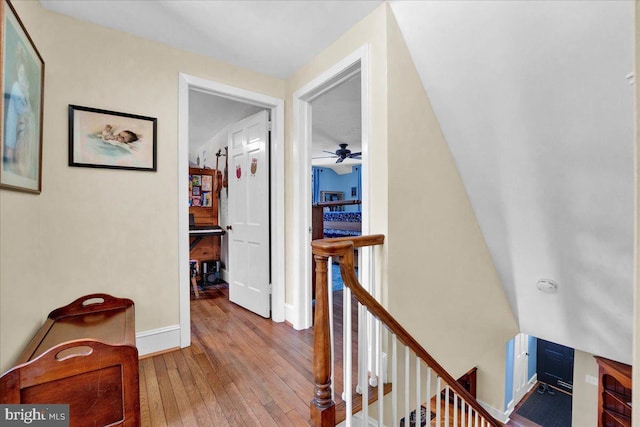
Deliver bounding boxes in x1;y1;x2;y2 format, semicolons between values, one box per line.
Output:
226;225;232;231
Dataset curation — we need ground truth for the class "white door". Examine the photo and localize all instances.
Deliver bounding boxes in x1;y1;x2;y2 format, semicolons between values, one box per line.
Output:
227;110;270;318
513;333;530;405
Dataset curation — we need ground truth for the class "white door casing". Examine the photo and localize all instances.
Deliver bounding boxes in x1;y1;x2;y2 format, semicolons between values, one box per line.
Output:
291;45;370;330
178;73;285;349
227;110;271;318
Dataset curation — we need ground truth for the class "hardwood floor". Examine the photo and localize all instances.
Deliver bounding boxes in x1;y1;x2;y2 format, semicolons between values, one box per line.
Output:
139;284;315;426
139;283;390;426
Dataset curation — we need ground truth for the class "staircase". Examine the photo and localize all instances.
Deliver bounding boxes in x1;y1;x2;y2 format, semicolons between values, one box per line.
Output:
310;235;501;427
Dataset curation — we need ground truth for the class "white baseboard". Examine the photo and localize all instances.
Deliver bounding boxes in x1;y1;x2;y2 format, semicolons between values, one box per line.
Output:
285;303;297;327
136;325;181;357
478;399;510;424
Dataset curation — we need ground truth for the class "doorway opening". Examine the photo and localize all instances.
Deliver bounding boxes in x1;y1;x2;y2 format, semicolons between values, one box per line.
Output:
178;74;285;348
310;73;363;300
506;335;574;427
291;46;370;330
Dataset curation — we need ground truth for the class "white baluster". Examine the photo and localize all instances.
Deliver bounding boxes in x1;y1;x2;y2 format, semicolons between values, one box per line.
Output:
444;385;449;426
460;399;465;427
416;358;421;427
361;303;369;422
377;321;383;426
436;376;441;427
328;256;335;402
426;368;432;423
366;247;378;388
453;393;458;427
344;285;352;427
475;409;479;427
392;335;397;426
404;346;410;427
357;302;367;395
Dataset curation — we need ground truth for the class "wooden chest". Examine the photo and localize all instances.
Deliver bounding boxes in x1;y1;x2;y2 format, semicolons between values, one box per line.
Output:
0;294;140;426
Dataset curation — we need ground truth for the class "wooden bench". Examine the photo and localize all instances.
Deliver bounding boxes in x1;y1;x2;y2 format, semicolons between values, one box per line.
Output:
0;294;140;426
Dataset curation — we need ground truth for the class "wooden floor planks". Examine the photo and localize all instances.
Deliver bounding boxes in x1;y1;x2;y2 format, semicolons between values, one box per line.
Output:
138;283;388;426
139;285;315;426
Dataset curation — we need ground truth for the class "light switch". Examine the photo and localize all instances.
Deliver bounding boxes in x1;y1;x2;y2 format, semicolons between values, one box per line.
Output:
585;374;598;386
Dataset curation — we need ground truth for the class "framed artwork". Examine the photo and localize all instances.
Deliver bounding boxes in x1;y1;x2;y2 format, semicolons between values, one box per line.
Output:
202;192;212;207
191;174;201;187
0;0;45;193
68;105;157;171
202;174;212;191
192;186;200;196
192;196;201;207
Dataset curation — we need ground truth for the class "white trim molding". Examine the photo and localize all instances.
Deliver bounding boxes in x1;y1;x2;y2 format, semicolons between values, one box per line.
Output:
136;325;181;357
290;45;371;330
178;73;286;348
478;399;511;424
506;373;538;416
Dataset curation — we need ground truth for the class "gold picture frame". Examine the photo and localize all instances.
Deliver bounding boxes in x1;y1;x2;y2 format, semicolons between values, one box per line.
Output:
0;0;45;193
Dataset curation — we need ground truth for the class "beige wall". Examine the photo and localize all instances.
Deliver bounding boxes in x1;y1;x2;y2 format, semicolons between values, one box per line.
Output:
0;1;284;372
385;8;519;412
572;350;598;427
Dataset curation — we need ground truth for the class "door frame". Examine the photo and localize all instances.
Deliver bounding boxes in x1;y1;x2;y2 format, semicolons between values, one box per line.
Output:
291;45;370;330
178;73;285;347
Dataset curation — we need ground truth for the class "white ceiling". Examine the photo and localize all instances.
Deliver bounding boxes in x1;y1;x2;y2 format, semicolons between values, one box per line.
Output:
188;90;263;154
311;73;361;172
40;0;383;79
42;0;635;363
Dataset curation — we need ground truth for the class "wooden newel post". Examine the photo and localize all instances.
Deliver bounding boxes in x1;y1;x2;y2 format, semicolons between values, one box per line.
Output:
310;253;335;427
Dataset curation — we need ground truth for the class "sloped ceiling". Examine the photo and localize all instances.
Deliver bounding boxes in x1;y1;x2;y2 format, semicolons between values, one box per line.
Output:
41;0;635;363
390;0;634;363
188;90;263;158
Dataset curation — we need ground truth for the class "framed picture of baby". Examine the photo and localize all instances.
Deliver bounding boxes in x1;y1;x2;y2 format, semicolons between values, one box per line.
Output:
0;0;45;193
68;104;157;171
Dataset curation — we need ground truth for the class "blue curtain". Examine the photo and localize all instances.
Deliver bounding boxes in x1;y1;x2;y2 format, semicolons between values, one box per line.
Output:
312;167;321;204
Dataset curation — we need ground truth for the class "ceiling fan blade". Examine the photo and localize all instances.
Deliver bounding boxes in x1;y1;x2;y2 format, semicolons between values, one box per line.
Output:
312;156;337;159
322;150;337;155
348;152;361;157
335;157;344;164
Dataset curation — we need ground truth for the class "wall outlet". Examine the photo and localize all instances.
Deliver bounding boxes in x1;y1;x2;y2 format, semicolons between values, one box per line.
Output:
585;374;598;386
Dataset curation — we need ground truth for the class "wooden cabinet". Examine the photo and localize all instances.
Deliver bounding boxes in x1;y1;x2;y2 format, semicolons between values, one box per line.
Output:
595;356;631;427
189;167;222;262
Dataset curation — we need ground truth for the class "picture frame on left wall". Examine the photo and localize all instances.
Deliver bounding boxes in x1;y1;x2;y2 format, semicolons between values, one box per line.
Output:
0;0;44;193
69;105;157;172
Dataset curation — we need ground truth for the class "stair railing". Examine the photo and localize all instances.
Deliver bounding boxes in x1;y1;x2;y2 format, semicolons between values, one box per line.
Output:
310;235;501;427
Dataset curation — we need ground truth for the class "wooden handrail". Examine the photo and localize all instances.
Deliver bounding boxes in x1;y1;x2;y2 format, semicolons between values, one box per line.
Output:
310;235;501;427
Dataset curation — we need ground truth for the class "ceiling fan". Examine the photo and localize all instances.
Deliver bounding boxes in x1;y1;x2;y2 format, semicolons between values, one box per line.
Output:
315;143;361;164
